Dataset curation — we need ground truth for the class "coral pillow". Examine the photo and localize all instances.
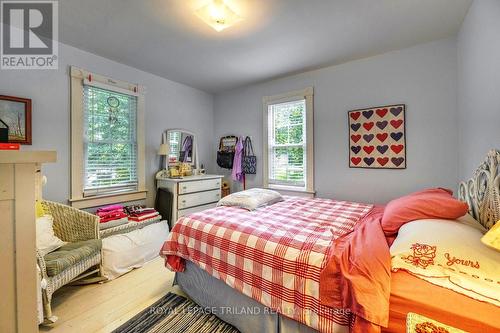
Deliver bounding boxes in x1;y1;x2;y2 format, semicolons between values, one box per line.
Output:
382;188;468;237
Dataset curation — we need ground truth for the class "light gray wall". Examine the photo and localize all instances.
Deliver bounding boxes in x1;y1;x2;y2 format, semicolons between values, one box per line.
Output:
0;42;214;206
214;38;459;204
457;0;500;179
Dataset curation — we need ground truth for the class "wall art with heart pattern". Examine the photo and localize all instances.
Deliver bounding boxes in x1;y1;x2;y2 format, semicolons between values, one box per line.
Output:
348;104;406;169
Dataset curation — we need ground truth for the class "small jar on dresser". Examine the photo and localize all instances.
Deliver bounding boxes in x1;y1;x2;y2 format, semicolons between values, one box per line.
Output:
156;174;223;226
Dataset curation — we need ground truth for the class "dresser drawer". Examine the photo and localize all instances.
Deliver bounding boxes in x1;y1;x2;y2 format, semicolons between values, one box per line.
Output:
178;178;221;194
178;203;217;218
178;189;221;209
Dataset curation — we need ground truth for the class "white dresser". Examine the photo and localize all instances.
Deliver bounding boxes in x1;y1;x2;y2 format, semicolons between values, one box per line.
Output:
156;174;223;225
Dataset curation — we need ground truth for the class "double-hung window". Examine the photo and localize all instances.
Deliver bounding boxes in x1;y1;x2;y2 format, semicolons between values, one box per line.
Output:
263;87;314;194
70;67;146;208
83;84;138;196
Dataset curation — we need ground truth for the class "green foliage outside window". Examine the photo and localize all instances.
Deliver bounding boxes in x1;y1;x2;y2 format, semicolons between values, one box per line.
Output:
84;86;137;190
271;101;305;184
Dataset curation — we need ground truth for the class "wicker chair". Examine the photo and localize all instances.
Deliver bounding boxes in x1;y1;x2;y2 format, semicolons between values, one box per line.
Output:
37;201;103;324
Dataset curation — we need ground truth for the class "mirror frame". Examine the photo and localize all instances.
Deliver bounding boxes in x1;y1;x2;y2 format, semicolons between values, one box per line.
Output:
163;128;200;170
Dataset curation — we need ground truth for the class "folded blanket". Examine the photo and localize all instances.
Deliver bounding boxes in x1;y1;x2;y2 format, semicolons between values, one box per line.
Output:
128;209;157;217
99;217;129;230
99;211;128;223
128;212;159;222
97;204;124;213
124;205;155;215
97;209;125;218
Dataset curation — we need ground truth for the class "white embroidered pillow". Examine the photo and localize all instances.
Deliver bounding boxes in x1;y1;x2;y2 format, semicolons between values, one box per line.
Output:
217;188;283;211
390;219;500;306
36;215;65;256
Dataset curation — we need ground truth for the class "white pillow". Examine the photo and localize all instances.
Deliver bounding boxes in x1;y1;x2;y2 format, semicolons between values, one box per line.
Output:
36;215;65;256
217;188;283;211
457;213;487;233
390;219;500;306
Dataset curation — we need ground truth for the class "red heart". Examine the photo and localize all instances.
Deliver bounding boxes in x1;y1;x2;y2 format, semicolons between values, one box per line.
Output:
391;144;404;154
351;157;362;165
351;134;361;143
363;122;374;131
350;112;361;121
390;119;403;129
376;133;388;142
376;108;388;117
377;157;389;166
363;146;375;154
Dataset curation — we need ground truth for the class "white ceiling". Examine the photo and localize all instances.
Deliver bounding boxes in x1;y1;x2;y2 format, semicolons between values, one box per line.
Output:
59;0;472;93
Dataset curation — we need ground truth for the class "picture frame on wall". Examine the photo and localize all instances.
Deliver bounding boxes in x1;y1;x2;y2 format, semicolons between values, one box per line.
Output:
0;95;32;145
348;104;406;169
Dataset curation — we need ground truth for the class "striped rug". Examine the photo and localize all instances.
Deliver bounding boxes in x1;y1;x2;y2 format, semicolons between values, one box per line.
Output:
113;292;240;333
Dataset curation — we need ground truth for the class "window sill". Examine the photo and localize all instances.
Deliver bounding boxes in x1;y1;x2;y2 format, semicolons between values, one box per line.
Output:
267;185;315;197
69;190;147;209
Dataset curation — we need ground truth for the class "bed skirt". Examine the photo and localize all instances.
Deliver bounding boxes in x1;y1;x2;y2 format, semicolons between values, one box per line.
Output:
176;261;324;333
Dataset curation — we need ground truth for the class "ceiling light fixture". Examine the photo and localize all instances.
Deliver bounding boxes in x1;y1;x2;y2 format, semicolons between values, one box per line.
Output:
195;0;242;32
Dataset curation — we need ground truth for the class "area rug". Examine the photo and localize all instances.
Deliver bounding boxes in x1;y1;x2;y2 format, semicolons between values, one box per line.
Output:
113;292;240;333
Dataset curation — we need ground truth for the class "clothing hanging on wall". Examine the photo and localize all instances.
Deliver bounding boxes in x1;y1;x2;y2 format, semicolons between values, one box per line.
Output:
231;136;244;182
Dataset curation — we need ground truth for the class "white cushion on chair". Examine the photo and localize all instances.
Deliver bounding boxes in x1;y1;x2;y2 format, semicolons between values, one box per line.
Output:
36;215;65;256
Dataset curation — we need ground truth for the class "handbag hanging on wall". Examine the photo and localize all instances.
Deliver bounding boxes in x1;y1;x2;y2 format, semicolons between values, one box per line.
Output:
217;135;238;169
242;136;257;174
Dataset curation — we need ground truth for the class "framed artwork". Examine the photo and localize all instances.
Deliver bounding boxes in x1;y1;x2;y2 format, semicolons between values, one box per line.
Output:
348;104;406;169
0;95;32;144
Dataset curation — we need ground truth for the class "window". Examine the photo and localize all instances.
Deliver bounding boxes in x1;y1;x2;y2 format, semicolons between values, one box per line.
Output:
83;85;138;196
263;87;314;193
70;66;146;209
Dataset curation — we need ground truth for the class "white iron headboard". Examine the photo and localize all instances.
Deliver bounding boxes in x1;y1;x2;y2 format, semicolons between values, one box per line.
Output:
458;149;500;230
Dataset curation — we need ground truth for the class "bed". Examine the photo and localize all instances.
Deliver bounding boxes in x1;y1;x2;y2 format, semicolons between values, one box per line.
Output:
160;150;500;333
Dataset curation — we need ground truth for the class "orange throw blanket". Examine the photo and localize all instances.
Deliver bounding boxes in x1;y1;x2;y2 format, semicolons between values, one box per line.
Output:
320;206;391;333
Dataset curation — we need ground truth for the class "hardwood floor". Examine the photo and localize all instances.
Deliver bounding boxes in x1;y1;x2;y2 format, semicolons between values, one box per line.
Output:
39;257;183;333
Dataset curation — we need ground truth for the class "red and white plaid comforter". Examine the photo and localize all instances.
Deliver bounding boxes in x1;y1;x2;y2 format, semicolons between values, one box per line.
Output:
160;196;373;332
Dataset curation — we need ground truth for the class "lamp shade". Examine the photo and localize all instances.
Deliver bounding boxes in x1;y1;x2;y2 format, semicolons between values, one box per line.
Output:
481;220;500;251
158;143;169;156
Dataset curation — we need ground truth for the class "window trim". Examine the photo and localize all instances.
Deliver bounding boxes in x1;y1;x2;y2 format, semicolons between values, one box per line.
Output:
69;66;146;208
262;87;314;194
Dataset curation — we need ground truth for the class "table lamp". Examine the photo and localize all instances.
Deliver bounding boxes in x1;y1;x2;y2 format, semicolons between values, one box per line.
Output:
158;143;169;171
